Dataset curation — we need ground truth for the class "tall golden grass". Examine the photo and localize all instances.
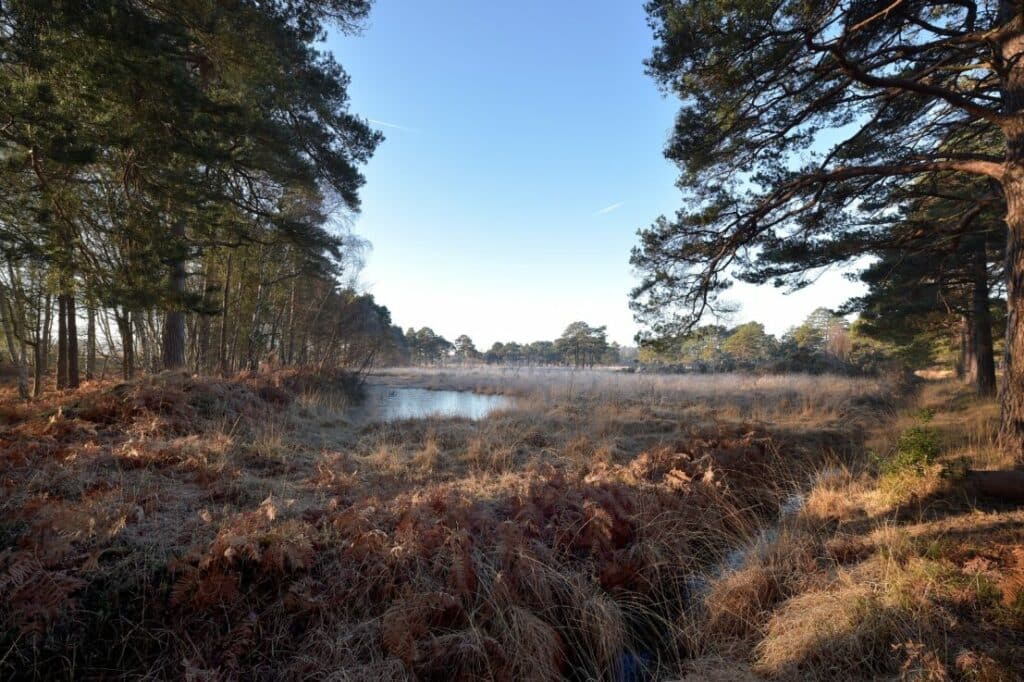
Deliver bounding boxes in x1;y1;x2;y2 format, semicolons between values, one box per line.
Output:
0;367;930;679
676;381;1024;681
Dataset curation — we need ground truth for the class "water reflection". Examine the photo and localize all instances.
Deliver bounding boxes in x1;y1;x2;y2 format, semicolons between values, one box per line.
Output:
350;385;512;423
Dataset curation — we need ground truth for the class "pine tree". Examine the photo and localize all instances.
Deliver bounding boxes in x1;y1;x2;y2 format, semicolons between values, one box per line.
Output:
634;2;1024;457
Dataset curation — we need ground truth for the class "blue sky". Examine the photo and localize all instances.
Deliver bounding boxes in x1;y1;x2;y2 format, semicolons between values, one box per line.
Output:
327;1;863;347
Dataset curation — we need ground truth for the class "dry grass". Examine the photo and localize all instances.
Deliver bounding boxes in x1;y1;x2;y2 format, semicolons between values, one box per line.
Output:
0;366;966;680
373;367;895;423
680;380;1024;681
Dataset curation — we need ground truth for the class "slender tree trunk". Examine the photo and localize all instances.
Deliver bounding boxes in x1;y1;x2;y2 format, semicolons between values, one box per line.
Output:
146;310;160;373
119;312;135;380
285;278;296;365
86;305;96;380
246;248;266;371
195;262;211;374
31;291;42;397
964;313;978;386
18;341;29;399
971;240;997;397
99;310;117;372
0;294;29;400
956;315;969;380
33;341;43;398
219;252;232;376
134;310;150;374
40;292;52;375
0;268;29;399
56;294;68;389
66;294;79;388
162;220;187;370
998;4;1024;458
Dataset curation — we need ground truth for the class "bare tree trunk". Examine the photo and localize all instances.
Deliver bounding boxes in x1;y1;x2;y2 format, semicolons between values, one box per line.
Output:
99;310;118;374
285;277;296;365
118;312;135;380
196;262;212;374
956;315;969;380
162;219;187;370
245;249;267;371
134;310;151;374
971;240;997;397
965;313;978;386
40;292;52;376
0;293;29;400
33;341;44;397
56;294;68;389
31;292;43;398
67;294;79;388
86;305;96;380
219;252;232;376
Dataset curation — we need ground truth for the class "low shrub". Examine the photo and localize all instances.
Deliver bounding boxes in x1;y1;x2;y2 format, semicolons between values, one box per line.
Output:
878;425;941;477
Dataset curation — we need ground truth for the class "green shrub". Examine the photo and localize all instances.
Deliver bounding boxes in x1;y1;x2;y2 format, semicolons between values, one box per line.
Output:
915;407;935;423
880;426;941;476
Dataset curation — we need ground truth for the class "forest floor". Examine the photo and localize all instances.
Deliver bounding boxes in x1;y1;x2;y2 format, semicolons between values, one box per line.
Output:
0;368;1020;680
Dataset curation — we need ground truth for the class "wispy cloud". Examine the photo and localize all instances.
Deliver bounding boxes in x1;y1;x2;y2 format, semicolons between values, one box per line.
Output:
594;201;624;216
369;118;419;133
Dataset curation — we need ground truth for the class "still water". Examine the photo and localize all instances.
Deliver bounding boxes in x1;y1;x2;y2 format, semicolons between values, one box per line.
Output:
351;384;513;423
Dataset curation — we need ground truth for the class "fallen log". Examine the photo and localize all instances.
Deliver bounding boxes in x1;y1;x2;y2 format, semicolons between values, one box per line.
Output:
966;469;1024;502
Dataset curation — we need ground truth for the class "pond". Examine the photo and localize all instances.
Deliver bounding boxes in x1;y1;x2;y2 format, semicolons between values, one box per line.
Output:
350;384;513;423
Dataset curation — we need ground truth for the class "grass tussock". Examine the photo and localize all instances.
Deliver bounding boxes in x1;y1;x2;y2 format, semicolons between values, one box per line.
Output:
678;381;1024;681
0;368;901;679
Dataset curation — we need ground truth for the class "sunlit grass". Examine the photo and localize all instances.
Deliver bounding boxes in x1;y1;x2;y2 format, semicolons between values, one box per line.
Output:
6;370;1018;679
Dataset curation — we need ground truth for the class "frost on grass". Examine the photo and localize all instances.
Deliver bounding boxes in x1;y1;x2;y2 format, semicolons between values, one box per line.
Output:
0;369;897;678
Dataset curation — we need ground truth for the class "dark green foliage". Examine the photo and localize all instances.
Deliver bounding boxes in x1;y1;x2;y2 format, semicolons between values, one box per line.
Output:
882;426;941;476
555;322;612;367
634;1;1022;422
0;0;381;380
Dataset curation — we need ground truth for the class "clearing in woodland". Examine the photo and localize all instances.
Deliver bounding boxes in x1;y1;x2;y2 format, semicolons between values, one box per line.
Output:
3;368;1020;679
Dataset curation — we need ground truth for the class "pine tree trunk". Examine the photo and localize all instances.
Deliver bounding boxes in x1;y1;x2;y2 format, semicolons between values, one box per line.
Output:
162;221;187;370
196;262;212;374
1002;175;1024;454
966;313;978;386
998;5;1024;459
119;312;135;380
17;342;29;399
33;340;43;398
56;294;68;389
219;252;232;376
134;310;150;374
40;292;52;375
956;315;969;380
0;295;29;400
971;240;997;397
66;294;79;388
86;306;96;380
285;278;296;365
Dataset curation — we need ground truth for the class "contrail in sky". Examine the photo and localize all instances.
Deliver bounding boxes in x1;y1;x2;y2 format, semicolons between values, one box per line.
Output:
595;201;624;216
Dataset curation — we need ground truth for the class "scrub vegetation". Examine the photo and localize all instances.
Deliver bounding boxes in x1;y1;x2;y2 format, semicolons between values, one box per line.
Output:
0;368;911;679
2;367;1018;679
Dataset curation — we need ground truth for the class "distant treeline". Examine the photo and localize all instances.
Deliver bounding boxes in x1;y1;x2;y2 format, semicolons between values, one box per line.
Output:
638;306;1002;381
396;321;633;367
